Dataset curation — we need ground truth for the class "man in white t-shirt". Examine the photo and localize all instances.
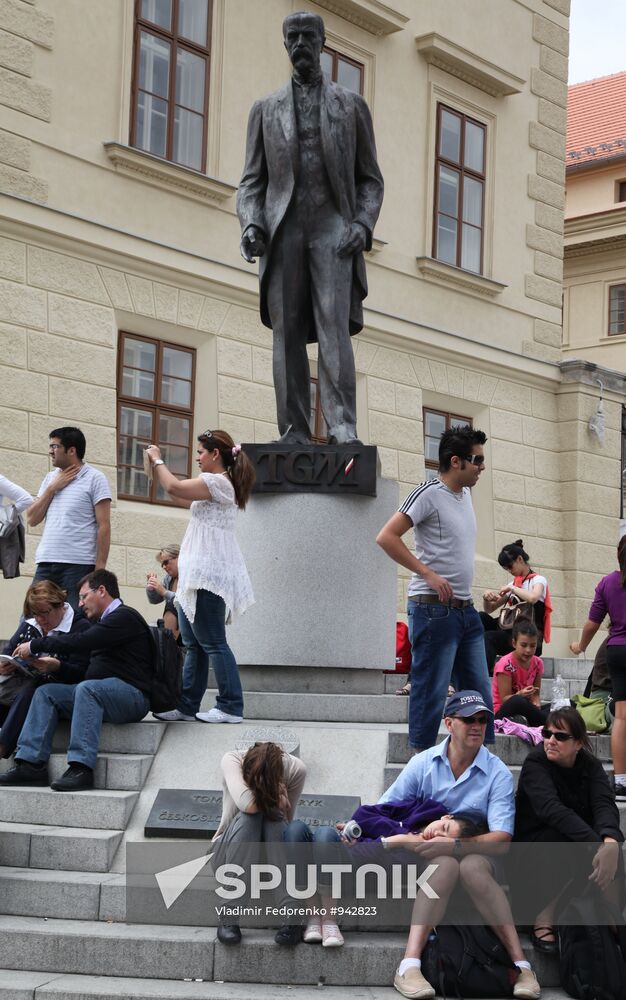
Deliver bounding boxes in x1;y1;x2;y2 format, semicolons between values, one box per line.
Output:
376;425;493;751
28;427;112;609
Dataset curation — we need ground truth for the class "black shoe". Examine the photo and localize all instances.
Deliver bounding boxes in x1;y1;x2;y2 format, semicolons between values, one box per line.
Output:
0;760;49;786
51;763;94;792
530;926;559;954
274;924;302;946
217;923;242;945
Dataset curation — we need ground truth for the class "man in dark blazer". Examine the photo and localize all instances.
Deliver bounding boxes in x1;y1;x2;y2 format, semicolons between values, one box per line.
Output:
237;10;384;445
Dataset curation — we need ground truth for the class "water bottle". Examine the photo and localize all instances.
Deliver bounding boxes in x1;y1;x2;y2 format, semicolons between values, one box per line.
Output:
550;673;569;711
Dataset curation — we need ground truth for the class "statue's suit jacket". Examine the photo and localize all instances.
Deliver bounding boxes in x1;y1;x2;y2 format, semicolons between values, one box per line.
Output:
237;78;384;343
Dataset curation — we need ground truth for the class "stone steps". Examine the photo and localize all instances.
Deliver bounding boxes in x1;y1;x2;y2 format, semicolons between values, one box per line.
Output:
0;918;559;987
0;916;215;981
0;867;119;921
0;971;574;999
207;690;408;724
0;753;154;791
0;787;139;830
0;821;123;872
50;721;165;756
541;657;594;681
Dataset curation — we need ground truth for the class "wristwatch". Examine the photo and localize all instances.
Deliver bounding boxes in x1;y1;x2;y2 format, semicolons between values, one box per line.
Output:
152;459;165;467
453;838;462;858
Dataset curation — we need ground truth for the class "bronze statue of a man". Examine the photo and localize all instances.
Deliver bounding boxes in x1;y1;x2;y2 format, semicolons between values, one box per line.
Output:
237;11;384;445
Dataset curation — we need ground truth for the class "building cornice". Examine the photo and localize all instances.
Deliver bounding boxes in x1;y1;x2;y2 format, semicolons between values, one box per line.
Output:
313;0;409;35
415;33;525;97
103;142;237;205
565;234;626;259
560;359;626;397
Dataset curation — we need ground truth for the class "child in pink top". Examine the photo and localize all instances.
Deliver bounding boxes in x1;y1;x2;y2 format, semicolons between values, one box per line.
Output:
493;621;550;727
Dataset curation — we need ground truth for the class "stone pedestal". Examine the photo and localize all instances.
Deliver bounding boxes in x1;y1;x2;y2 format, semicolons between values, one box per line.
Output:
229;476;399;669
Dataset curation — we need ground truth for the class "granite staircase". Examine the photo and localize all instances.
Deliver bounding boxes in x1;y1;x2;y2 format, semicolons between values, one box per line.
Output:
0;656;607;998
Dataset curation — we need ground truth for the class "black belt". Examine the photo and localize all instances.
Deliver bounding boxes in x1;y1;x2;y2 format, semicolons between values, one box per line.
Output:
410;595;474;609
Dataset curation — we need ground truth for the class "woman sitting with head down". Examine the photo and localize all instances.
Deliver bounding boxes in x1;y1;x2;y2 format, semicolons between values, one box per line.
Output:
211;740;306;947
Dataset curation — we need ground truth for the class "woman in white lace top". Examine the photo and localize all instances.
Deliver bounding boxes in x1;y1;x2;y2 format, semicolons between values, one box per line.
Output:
145;430;255;724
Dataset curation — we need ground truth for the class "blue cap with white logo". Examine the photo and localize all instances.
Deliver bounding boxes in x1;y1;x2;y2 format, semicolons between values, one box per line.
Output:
444;689;493;718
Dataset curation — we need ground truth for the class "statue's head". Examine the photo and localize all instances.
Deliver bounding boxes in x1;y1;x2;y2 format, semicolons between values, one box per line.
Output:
282;11;325;76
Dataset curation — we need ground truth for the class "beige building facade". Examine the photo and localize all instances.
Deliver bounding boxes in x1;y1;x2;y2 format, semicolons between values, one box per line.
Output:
0;0;620;656
563;72;626;530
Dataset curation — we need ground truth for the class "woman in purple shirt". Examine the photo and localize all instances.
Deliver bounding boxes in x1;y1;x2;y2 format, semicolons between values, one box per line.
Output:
570;536;626;798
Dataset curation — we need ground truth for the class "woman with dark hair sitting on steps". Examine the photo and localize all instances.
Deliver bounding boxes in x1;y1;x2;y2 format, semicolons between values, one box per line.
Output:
211;741;306;946
514;707;623;954
481;539;553;674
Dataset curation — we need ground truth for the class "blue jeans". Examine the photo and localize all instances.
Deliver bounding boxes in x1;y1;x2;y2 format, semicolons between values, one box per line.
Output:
34;562;95;610
16;678;150;770
407;601;494;749
177;589;243;717
283;820;343;894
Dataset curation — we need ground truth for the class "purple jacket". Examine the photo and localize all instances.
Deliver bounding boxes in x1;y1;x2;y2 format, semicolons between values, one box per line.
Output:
351;797;447;842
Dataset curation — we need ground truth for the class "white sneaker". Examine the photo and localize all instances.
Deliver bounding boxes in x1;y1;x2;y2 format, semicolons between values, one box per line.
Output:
196;708;243;724
303;918;322;943
152;709;195;721
321;922;344;947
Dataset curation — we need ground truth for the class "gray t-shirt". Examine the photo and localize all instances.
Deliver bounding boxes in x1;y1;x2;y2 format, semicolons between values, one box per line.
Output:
399;479;476;600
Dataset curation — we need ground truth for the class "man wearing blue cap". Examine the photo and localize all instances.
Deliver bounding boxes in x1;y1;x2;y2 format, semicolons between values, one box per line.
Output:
381;690;540;1000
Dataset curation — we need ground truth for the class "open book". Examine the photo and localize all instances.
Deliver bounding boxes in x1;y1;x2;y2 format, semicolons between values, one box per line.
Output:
0;655;40;681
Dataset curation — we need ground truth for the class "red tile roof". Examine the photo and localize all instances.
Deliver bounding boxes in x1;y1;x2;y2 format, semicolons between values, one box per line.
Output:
567;71;626;168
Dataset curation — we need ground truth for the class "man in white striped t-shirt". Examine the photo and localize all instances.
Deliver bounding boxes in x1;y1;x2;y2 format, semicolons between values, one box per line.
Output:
376;425;493;753
28;427;112;609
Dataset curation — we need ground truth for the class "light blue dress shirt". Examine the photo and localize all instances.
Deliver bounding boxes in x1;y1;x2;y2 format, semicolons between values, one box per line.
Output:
379;736;514;836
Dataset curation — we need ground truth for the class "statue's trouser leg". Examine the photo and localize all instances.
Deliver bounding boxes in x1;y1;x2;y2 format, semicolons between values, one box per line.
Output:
308;212;356;440
266;223;313;438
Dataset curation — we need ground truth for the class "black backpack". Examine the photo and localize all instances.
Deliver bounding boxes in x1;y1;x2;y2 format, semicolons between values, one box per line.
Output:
147;618;183;713
558;887;626;1000
421;924;516;997
126;608;183;713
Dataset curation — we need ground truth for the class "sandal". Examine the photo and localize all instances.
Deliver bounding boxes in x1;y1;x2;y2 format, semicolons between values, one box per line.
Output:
395;682;411;696
530;925;558;954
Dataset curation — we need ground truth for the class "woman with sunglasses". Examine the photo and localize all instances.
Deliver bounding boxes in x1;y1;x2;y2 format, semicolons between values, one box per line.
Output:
570;536;626;799
480;539;553;674
146;431;255;724
146;543;180;638
514;707;623;953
